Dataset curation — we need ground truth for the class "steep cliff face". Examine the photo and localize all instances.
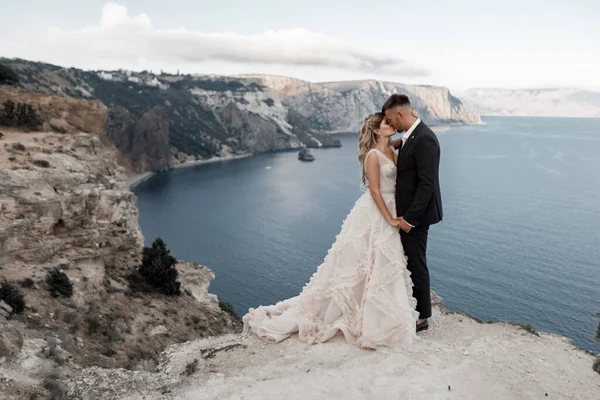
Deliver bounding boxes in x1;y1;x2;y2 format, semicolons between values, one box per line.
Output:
106;107;136;158
190;86;302;153
244;75;483;131
130;107;171;172
107;106;171;172
0;127;240;398
188;82;343;150
0;132;140;270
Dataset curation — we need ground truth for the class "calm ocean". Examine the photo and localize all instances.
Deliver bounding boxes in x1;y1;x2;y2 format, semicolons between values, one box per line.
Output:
133;116;600;353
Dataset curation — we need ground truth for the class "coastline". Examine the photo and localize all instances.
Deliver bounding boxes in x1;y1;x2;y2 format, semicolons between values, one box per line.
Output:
127;153;253;189
127;125;463;189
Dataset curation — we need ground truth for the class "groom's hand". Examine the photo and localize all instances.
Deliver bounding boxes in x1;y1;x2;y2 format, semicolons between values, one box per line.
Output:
397;217;412;233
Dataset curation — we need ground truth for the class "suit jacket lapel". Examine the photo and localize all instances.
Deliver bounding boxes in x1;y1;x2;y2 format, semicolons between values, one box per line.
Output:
398;123;422;160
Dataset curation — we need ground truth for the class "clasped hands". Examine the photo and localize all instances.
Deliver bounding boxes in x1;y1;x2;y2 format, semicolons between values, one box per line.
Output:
388;216;412;233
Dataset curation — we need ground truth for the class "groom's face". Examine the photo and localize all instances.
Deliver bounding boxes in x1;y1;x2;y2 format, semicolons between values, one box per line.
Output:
384;108;404;133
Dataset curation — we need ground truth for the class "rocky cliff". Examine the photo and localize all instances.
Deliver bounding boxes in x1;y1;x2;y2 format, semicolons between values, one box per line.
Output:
0;85;135;172
0;85;108;137
1;58;481;174
107;106;171;172
0;131;139;270
244;75;482;132
0;117;240;398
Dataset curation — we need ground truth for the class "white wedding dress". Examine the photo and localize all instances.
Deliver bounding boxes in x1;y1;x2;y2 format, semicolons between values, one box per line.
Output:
242;149;419;348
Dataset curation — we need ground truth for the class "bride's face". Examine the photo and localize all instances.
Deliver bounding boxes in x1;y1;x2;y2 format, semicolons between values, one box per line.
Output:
378;118;396;138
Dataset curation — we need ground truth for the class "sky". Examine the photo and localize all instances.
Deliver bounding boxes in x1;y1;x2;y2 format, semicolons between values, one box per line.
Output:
0;0;598;92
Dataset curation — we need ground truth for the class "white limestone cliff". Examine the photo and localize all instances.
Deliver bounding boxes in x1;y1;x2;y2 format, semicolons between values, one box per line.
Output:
242;75;483;132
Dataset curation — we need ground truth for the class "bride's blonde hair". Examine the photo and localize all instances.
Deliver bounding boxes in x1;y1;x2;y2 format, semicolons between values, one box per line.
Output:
358;112;385;187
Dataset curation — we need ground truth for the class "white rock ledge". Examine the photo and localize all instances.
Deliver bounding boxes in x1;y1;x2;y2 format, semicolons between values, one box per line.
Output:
65;302;600;400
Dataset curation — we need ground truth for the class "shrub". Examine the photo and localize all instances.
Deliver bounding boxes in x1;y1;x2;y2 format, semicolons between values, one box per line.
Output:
594;313;600;375
0;100;14;126
43;378;68;400
46;267;73;298
63;312;75;324
135;237;181;296
0;281;26;314
103;347;116;357
32;159;50;168
219;300;240;321
0;101;42;131
183;359;198;376
20;277;35;288
11;143;25;151
104;331;122;343
86;315;101;334
595;312;600;342
192;79;246;92
0;64;19;85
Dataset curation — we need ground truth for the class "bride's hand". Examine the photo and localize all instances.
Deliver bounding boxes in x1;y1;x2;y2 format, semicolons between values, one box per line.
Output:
387;217;401;227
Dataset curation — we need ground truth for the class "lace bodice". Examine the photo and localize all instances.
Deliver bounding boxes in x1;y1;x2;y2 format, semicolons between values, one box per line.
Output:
364;149;397;194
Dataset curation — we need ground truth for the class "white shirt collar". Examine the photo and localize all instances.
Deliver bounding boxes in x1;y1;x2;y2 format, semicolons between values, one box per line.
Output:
402;118;421;141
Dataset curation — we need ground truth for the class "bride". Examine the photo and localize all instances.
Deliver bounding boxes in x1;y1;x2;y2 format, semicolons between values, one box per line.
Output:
242;113;419;349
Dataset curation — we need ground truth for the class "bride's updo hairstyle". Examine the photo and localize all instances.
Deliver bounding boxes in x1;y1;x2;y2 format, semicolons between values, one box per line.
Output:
358;112;385;186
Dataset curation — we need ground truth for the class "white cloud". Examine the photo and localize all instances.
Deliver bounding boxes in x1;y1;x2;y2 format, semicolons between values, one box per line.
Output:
1;2;428;78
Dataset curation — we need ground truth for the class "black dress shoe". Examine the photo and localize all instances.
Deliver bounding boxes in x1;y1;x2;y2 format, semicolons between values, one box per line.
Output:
416;320;429;332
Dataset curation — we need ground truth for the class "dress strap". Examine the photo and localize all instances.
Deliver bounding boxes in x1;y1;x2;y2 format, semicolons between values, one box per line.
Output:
363;149;380;168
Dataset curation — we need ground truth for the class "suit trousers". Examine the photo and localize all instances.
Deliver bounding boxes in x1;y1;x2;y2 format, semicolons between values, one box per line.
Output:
400;226;431;319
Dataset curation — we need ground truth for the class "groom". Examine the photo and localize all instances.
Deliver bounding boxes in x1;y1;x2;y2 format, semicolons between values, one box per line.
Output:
382;94;443;332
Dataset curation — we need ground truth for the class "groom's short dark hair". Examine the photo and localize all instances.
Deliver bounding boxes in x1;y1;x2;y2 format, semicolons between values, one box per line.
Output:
382;94;411;112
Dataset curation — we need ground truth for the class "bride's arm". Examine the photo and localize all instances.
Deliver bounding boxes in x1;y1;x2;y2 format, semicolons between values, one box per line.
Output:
366;153;400;227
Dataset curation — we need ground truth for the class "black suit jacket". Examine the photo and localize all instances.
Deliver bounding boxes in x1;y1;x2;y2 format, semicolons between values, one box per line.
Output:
395;121;443;227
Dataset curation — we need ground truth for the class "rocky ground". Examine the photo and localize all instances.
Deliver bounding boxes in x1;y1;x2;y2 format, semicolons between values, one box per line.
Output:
62;295;599;400
0;127;240;399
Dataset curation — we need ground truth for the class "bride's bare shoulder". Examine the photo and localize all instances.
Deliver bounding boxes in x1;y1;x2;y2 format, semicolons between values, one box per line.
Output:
365;149;381;166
